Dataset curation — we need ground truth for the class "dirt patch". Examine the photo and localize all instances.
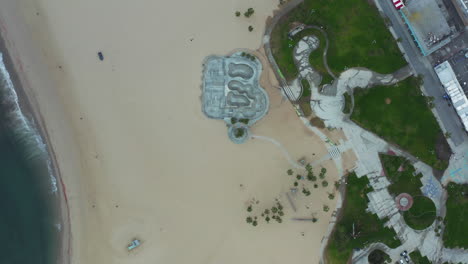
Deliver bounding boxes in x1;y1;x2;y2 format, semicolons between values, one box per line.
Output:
385;98;391;104
310;117;325;128
434;132;452;178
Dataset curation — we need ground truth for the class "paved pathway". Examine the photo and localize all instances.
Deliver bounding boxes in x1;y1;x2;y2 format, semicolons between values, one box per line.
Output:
279;30;457;264
262;2;468;263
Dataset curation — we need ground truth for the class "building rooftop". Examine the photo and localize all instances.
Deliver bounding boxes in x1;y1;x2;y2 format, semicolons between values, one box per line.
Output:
434;61;468;131
401;0;453;55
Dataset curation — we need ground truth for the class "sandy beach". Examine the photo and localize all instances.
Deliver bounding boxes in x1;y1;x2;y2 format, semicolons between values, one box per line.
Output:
0;0;352;263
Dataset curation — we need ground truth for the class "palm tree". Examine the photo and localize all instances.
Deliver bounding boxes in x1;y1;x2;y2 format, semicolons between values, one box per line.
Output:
244;8;254;17
247;205;252;212
322;180;329;187
248;25;254;32
235;11;241;17
334;181;340;190
319;167;327;179
277;203;283;211
287;169;293;176
246;216;253;223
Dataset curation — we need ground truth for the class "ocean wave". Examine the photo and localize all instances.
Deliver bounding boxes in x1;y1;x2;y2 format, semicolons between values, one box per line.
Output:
0;52;57;193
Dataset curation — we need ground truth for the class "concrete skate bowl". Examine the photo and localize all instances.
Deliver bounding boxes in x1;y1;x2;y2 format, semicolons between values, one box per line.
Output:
228;123;250;144
228;63;254;80
228;80;254;97
403;195;436;230
226;92;250;107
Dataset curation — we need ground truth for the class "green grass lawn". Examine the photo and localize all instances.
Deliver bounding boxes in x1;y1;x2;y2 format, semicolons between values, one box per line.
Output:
409;250;431;264
299;78;312;116
342;92;352;114
271;0;406;81
380;154;423;196
443;183;468;249
403;196;436;230
325;173;401;263
305;29;334;85
368;249;391;264
380;154;436;230
352;77;447;170
301;78;311;97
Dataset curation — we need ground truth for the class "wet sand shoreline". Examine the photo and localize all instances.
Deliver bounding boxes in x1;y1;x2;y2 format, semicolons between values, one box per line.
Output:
0;10;71;264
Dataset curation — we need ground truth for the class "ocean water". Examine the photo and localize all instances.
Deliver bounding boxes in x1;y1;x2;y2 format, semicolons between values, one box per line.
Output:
0;53;60;264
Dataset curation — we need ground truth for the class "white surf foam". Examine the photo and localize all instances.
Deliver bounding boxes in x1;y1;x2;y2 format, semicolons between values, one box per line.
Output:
0;52;57;193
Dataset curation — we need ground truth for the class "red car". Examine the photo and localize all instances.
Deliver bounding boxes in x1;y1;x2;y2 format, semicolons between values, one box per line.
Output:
393;0;404;10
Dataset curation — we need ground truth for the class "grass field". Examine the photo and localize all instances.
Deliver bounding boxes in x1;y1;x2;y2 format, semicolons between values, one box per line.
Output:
299;78;312;116
380;155;423;196
342;92;352;114
409;250;431;264
403;196;436;230
380;154;436;230
368;249;391;264
270;0;406;81
352;77;447;170
325;173;401;264
301;78;311;97
443;183;468;249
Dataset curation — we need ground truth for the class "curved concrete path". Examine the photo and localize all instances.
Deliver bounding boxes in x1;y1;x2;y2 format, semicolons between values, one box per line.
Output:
262;3;463;264
302;25;336;80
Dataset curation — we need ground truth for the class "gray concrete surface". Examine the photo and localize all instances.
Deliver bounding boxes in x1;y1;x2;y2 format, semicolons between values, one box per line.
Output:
201;52;269;143
402;0;453;54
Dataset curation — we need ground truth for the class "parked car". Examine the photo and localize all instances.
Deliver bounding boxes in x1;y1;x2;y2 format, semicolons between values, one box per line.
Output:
392;0;404;10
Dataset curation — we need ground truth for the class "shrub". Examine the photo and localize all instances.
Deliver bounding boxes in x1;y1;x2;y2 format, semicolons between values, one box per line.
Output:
322;180;329;187
244;8;254;17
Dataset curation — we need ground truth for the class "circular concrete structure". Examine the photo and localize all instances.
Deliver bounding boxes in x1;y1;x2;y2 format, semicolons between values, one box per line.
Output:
395;193;414;211
228;123;250;144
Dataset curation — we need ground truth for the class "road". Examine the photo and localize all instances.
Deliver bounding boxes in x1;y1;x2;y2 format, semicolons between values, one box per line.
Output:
375;0;467;146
